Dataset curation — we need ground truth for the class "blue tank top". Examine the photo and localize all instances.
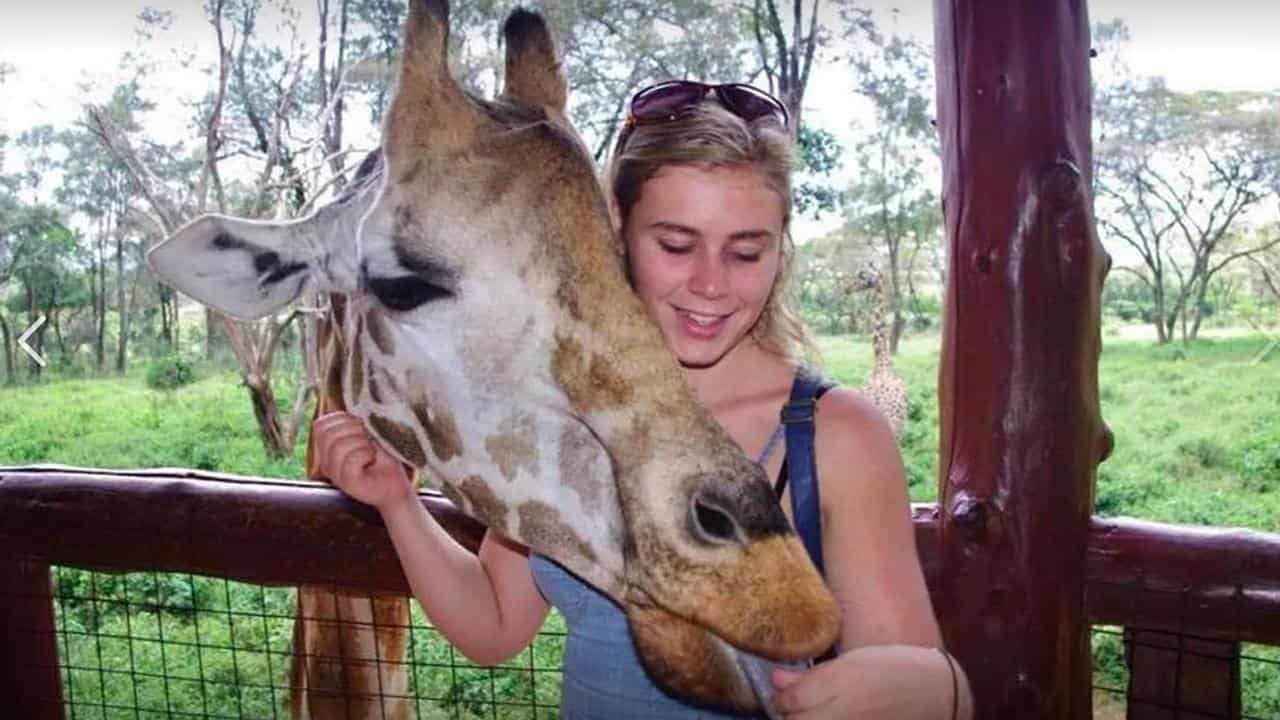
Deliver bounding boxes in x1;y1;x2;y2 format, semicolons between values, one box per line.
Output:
529;370;833;719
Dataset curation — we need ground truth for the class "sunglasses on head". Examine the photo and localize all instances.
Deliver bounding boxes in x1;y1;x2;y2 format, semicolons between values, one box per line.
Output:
614;80;790;151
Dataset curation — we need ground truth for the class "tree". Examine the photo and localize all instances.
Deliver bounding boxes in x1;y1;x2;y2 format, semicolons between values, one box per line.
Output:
1093;21;1280;343
83;5;326;457
794;228;878;334
1;204;78;380
840;20;941;352
1246;228;1280;362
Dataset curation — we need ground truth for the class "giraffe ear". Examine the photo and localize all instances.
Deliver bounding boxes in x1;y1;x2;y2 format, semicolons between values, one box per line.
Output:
501;9;567;114
147;212;360;321
383;0;481;178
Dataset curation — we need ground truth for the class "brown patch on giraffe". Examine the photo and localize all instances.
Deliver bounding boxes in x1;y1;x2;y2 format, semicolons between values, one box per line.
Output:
371;592;410;666
397;158;424;185
349;325;365;402
368;372;384;404
411;399;463;462
557;424;604;511
550;333;634;411
368;413;427;468
485;412;538;481
555;277;584;321
457;475;509;530
365;306;396;356
517;500;597;564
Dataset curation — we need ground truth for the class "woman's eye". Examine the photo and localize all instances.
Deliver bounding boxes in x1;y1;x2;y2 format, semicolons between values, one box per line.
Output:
658;240;693;255
733;252;762;263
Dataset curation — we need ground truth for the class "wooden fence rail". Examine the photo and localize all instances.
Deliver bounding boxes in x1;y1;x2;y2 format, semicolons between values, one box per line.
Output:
4;465;1280;717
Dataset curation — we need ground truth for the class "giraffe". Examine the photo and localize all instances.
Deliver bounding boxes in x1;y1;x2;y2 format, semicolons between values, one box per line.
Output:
145;1;840;716
851;268;909;438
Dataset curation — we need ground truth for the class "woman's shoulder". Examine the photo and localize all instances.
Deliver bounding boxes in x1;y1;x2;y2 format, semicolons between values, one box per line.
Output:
812;381;894;437
811;383;904;492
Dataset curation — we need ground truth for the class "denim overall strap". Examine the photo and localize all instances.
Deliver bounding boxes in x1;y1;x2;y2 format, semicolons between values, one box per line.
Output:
781;369;833;577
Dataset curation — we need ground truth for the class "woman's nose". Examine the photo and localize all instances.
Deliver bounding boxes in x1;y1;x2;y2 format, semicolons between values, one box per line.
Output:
688;248;728;298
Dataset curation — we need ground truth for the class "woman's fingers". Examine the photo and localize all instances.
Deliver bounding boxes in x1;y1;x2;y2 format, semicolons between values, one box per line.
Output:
313;412;359;460
335;435;377;487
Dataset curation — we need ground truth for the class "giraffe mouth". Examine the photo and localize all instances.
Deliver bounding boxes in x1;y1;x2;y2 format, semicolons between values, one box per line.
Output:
724;638;810;719
625;586;823;716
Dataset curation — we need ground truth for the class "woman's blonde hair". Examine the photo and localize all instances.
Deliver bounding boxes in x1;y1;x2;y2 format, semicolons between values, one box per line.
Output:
606;98;820;367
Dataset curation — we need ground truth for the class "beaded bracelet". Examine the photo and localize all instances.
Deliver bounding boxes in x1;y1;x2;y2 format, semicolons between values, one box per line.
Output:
938;648;959;720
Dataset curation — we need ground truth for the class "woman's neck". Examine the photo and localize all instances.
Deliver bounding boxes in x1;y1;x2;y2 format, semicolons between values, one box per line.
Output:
684;337;792;416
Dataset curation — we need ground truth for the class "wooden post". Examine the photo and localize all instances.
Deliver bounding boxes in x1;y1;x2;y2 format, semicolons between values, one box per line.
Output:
0;552;66;720
932;1;1111;717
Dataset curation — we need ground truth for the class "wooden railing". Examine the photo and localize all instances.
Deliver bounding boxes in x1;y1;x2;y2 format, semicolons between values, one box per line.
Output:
3;466;1280;718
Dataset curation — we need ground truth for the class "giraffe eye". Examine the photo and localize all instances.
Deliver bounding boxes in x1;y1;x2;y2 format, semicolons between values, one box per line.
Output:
366;274;452;312
691;495;742;545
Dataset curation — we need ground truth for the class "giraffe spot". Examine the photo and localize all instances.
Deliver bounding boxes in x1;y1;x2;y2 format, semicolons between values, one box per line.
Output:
551;334;633;411
485;413;538;482
412;400;463;462
457;475;509;531
368;372;383;404
555;279;583;321
349;331;365;402
397;159;424;185
211;232;246;251
365;307;395;356
517;500;597;564
257;252;308;286
368;413;426;468
558;424;604;512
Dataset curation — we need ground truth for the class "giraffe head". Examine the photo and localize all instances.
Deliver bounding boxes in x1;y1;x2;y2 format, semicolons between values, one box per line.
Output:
852;267;882;293
147;1;838;711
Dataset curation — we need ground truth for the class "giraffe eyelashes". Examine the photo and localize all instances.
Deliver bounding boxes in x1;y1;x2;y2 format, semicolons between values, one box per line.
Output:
365;273;454;312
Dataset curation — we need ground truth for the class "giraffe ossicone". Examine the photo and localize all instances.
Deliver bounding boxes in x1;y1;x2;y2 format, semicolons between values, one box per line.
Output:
147;0;839;713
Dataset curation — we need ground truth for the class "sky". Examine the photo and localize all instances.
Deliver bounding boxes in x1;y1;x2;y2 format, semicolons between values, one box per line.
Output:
2;0;1278;238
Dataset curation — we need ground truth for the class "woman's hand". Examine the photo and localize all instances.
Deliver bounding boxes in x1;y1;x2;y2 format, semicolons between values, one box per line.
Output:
770;645;969;720
312;411;416;512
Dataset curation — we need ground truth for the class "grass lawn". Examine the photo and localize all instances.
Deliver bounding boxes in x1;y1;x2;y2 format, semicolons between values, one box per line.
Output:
819;329;1280;531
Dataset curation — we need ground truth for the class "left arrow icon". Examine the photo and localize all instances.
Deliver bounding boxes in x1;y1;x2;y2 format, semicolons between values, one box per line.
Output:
19;315;47;368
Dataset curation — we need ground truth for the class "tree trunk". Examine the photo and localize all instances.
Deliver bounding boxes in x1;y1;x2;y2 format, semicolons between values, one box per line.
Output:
115;229;129;373
159;283;172;347
52;308;66;360
206;308;216;361
245;373;290;458
933;0;1111;716
0;311;13;384
95;228;107;371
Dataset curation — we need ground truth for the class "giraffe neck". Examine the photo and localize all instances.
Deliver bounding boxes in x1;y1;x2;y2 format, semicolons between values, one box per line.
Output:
870;277;894;376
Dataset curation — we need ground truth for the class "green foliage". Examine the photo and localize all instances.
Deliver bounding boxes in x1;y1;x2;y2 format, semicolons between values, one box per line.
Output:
794;125;844;218
817;331;1280;534
144;353;197;390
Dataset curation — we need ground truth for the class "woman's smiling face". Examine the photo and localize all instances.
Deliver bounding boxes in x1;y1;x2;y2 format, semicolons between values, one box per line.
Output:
622;163;785;369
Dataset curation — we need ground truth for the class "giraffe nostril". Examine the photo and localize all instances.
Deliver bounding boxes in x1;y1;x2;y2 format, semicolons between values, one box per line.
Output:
690;494;742;545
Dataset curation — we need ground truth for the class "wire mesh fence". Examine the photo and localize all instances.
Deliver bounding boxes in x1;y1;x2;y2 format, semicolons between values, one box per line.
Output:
44;565;565;719
1092;625;1280;719
40;567;1280;720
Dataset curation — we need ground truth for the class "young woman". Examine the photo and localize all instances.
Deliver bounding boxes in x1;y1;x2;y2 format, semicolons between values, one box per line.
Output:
312;80;973;719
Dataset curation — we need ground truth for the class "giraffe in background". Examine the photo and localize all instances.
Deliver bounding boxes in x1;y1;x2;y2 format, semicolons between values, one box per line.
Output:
850;268;909;438
146;0;840;716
